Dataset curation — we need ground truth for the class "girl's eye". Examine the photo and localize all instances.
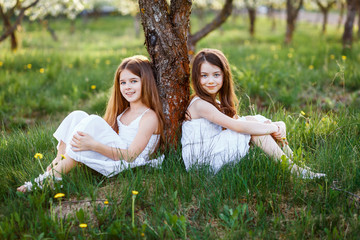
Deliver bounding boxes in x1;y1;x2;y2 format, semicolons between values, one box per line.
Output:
120;82;126;85
214;73;220;77
131;80;138;83
201;74;207;78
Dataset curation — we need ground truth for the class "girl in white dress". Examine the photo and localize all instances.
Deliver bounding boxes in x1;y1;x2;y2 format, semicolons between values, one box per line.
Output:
17;55;165;192
181;48;325;178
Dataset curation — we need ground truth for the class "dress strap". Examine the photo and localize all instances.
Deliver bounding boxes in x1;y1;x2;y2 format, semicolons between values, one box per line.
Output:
140;108;150;117
187;97;201;109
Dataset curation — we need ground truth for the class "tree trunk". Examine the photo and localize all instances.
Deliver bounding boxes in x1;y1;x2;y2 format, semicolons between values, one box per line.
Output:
284;0;303;45
247;7;256;37
188;0;233;58
267;4;276;31
322;9;328;34
138;0;191;145
0;0;40;50
316;0;336;34
342;0;359;49
337;1;345;29
40;20;58;41
0;6;18;50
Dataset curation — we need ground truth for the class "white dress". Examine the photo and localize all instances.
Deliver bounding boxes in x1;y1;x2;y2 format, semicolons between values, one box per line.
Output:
181;97;252;173
53;110;163;177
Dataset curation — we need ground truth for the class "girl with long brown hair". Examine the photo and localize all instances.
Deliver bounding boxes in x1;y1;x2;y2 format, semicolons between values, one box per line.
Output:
18;55;165;192
182;48;325;179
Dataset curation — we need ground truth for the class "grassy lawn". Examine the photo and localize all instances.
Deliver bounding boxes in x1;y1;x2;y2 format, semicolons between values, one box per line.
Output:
0;14;359;239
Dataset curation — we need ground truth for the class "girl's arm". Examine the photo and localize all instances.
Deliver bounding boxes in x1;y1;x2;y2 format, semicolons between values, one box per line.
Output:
71;111;159;163
192;99;278;135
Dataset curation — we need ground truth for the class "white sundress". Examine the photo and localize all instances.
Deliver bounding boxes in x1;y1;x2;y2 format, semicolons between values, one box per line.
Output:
181;97;253;173
53;109;163;177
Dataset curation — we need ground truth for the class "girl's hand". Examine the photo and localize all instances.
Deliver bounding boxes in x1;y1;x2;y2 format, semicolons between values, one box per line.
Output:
271;121;288;146
71;131;96;152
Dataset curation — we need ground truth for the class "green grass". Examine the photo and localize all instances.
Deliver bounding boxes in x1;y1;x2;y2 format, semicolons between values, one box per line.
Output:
1;14;360;239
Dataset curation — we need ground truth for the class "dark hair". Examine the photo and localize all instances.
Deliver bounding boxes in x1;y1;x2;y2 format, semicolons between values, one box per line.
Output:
190;48;238;117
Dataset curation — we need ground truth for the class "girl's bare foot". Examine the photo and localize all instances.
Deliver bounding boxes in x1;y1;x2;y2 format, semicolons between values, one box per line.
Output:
17;185;27;192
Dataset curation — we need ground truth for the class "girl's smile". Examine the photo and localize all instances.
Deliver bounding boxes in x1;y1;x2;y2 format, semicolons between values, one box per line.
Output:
120;69;142;103
200;61;223;96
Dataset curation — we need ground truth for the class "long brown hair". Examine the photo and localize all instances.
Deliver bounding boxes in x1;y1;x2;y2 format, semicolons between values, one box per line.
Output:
190;48;238;117
103;55;165;153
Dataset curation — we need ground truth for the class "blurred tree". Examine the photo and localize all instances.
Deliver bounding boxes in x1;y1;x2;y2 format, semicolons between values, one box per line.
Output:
0;0;40;50
337;0;346;29
285;0;303;44
312;0;337;34
342;0;359;49
0;0;86;50
138;0;191;144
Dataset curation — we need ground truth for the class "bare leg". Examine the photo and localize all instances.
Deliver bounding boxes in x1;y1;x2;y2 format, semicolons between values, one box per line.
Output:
245;116;324;178
46;140;67;171
17;153;78;192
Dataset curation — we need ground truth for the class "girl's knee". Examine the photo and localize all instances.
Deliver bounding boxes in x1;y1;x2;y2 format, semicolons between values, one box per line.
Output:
70;110;89;118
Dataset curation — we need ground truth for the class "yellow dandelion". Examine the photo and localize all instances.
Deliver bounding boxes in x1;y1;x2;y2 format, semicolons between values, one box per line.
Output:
91;85;96;90
281;137;286;140
61;154;66;160
39;68;45;73
95;59;100;64
273;54;278;59
188;50;194;55
287;53;293;58
305;122;309;127
141;233;145;237
330;54;335;60
105;60;111;65
34;153;43;159
54;193;65;199
301;111;306;116
104;200;109;205
341;55;346;61
27;64;32;69
132;190;139;195
141;8;145;14
79;223;87;228
271;45;276;51
321;117;326;121
0;61;3;67
68;63;73;69
308;65;314;70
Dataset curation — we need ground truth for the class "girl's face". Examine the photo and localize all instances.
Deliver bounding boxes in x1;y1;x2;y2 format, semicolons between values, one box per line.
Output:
199;61;223;96
119;69;142;104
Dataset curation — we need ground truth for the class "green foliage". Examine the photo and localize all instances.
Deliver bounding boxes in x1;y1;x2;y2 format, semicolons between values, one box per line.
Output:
1;14;360;239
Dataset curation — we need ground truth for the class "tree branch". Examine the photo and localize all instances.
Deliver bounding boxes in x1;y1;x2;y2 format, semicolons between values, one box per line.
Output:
188;0;233;47
0;0;40;42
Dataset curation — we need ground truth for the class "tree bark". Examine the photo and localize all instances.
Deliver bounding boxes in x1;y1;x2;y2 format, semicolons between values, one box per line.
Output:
0;0;40;50
247;7;256;37
285;0;303;45
187;0;233;57
138;0;191;145
342;0;359;49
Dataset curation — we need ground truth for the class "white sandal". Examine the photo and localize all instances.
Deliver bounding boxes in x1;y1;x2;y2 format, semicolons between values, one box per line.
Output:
23;172;62;191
